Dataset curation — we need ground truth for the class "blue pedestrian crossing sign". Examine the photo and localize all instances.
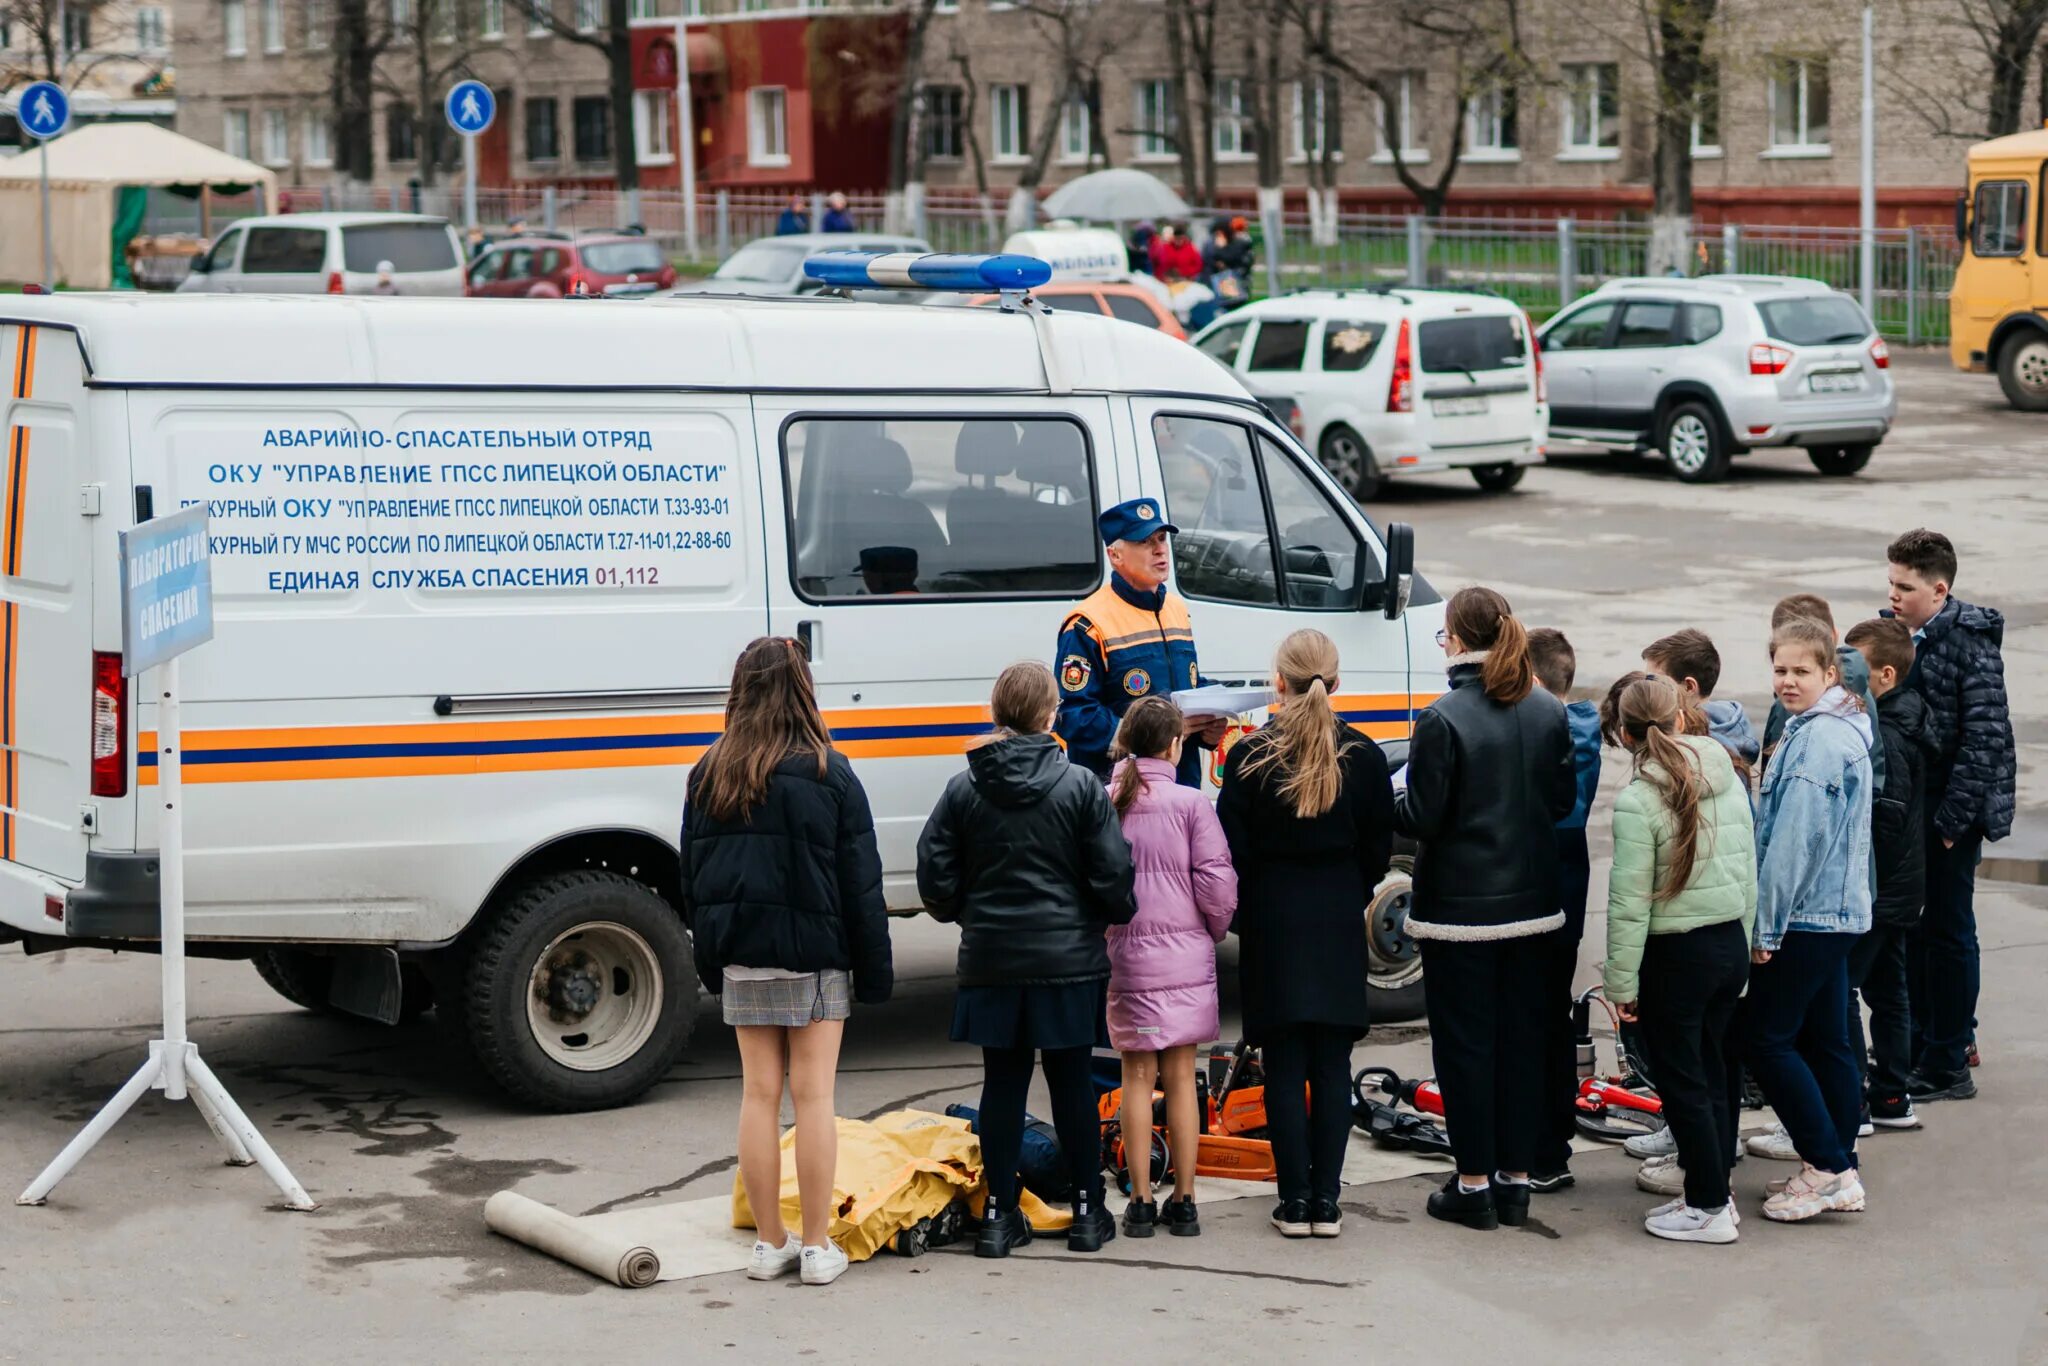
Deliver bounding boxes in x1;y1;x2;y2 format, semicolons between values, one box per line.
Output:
445;80;495;136
18;82;70;141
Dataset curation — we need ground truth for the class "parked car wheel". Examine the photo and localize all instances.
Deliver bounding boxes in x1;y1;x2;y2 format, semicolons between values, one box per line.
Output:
1319;425;1383;500
463;869;697;1111
1658;401;1731;483
252;948;337;1014
1365;853;1425;1023
1469;463;1525;492
1996;332;2048;412
1807;444;1873;477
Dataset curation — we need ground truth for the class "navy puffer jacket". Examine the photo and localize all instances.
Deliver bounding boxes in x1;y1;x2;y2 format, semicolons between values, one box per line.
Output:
1908;597;2016;843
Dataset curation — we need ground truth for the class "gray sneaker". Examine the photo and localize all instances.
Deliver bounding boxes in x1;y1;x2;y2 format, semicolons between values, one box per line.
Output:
1624;1126;1680;1160
1635;1154;1686;1196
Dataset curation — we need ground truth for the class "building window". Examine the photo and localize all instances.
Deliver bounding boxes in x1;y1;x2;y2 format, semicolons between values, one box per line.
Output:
1464;79;1516;158
133;6;168;50
526;95;558;160
934;0;956;10
304;0;328;48
991;83;1027;162
303;111;332;165
387;103;416;161
0;17;12;47
1213;77;1250;159
1291;78;1339;161
223;0;247;54
62;5;90;50
1134;79;1175;160
1768;57;1829;151
432;0;455;42
527;0;551;34
260;0;283;50
1374;70;1425;161
479;0;503;35
1058;92;1090;163
633;89;671;162
920;84;963;161
1690;64;1720;156
629;0;656;16
575;0;598;32
261;108;290;164
573;94;610;160
1560;61;1619;155
224;108;251;159
747;85;788;166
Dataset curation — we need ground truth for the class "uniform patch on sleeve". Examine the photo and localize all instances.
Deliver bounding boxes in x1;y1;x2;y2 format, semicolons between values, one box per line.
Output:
1060;654;1092;693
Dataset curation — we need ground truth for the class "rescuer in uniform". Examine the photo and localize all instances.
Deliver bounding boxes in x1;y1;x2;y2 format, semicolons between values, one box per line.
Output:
1055;499;1227;787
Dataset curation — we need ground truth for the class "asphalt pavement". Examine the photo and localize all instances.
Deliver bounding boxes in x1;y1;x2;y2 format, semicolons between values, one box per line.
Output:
2;350;2043;1365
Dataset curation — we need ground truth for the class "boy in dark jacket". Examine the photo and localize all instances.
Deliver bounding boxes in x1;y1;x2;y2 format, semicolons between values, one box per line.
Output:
1886;529;2014;1101
1525;629;1600;1191
1845;619;1936;1129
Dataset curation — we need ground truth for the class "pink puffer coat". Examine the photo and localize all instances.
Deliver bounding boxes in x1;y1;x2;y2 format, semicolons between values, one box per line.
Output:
1104;757;1239;1052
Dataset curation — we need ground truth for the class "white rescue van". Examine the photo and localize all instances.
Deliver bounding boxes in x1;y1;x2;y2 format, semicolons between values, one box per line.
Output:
0;284;1445;1110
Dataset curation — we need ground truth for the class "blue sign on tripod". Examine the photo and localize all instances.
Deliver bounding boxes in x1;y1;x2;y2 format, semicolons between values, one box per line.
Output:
120;505;214;676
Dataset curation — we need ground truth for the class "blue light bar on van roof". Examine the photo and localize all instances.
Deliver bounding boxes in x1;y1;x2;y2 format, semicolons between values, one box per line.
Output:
803;251;1054;292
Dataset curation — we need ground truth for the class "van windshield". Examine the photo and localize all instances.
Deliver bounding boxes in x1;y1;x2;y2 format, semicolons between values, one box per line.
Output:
342;223;458;273
1417;315;1527;374
1758;296;1871;346
582;241;668;275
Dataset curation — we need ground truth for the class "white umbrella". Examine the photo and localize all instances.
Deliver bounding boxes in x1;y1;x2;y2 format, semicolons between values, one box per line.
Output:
1041;168;1190;223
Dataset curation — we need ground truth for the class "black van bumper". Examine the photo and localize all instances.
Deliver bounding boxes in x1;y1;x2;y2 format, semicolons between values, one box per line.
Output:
63;851;162;939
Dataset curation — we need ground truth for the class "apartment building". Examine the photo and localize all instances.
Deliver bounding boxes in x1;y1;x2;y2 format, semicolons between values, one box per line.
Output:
1;0;178;148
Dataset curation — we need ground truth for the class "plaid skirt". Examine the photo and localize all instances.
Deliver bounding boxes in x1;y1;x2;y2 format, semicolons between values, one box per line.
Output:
721;969;852;1028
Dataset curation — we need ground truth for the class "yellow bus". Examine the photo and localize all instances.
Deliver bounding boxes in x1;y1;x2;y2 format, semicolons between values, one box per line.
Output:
1952;126;2048;409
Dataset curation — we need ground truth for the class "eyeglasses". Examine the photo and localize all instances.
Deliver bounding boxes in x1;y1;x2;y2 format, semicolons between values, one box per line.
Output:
1434;629;1448;646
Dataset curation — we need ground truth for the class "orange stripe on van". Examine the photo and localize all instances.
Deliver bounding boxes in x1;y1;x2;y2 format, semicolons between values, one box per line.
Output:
2;325;34;859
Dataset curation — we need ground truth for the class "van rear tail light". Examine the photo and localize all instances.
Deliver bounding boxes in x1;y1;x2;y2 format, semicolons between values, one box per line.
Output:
1288;405;1306;440
325;271;345;295
1387;318;1414;414
1870;337;1890;369
1749;343;1793;375
91;651;128;798
1528;321;1546;404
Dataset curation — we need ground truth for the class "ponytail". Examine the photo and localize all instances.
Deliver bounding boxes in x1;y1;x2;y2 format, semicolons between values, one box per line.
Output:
1108;697;1184;817
1241;629;1353;819
1445;586;1534;705
1618;676;1713;903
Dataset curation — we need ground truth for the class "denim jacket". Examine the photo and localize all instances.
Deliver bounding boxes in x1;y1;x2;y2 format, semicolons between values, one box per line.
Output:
1754;687;1874;951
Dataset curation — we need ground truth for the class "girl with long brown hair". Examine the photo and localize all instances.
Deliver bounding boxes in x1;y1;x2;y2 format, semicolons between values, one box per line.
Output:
681;637;894;1287
1603;676;1756;1245
1394;586;1576;1232
1217;629;1393;1241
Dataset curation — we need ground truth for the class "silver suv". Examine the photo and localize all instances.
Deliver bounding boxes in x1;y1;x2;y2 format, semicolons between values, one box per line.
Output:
1537;275;1896;482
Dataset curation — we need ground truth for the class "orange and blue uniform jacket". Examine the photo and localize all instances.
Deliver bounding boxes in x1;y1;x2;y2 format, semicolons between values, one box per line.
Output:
1055;573;1207;786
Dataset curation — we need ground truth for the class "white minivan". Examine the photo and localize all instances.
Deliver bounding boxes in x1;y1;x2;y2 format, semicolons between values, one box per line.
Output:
0;287;1444;1110
178;213;468;296
1191;288;1548;498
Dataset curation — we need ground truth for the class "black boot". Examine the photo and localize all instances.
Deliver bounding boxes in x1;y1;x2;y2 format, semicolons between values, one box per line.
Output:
975;1203;1032;1259
1426;1176;1498;1231
1122;1198;1159;1238
1492;1176;1531;1227
1161;1194;1201;1237
1067;1193;1116;1253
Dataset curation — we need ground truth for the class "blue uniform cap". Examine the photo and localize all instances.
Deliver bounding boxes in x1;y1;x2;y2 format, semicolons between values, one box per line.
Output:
1098;498;1178;547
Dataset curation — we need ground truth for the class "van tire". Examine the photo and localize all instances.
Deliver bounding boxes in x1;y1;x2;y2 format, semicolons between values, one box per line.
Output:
463;870;697;1112
1319;425;1382;500
1657;401;1731;483
252;948;336;1014
1996;332;2048;411
1365;854;1426;1023
1807;444;1873;477
1469;463;1525;492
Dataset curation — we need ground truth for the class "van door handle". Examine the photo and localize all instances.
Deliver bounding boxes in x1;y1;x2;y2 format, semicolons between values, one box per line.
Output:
796;620;822;662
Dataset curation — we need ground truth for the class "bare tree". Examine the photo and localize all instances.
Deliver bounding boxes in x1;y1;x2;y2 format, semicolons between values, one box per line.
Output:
332;0;396;182
1008;0;1139;229
375;0;491;188
2;0;168;93
885;0;944;231
1880;0;2048;140
943;40;1004;240
1641;0;1719;274
508;0;639;206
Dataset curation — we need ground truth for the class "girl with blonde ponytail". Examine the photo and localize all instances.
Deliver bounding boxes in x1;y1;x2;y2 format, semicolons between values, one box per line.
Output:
1604;675;1756;1244
1217;629;1394;1241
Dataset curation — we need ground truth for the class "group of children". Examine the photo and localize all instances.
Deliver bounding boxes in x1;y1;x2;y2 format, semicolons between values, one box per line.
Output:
680;528;2011;1285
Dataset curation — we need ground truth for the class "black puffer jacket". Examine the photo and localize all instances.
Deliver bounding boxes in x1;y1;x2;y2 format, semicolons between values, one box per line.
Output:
681;748;893;1003
916;733;1137;988
1393;662;1576;940
1871;687;1936;928
1905;597;2016;842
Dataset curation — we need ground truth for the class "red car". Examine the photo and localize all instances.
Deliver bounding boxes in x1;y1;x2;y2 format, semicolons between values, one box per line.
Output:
465;234;677;298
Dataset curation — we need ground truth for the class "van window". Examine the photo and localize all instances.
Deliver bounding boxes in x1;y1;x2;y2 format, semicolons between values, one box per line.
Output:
1971;180;2027;257
241;226;327;274
1104;292;1162;327
1195;319;1250;366
197;227;245;274
581;240;667;275
1153;414;1374;612
1247;321;1311;371
1417;314;1526;372
1758;295;1871;345
342;222;459;273
1678;302;1723;344
713;239;806;284
1615;301;1678;348
468;252;506;288
782;416;1100;601
1542;302;1613;351
1321;320;1385;372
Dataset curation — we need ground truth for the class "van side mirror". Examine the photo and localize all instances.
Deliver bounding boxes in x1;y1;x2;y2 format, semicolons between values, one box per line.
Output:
1381;522;1415;620
1954;192;1970;246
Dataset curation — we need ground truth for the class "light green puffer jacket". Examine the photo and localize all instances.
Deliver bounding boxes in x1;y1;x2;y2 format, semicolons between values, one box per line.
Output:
1604;733;1757;1005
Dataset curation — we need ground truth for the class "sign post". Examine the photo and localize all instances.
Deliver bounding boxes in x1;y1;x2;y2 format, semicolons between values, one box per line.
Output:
445;79;496;233
18;505;315;1212
674;18;699;261
18;81;70;289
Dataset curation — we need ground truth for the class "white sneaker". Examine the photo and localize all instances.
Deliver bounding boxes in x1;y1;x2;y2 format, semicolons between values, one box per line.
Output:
1645;1202;1739;1244
1745;1125;1801;1162
1624;1126;1680;1160
1762;1166;1866;1223
1635;1154;1686;1196
1648;1196;1741;1227
799;1241;849;1286
1857;1119;1875;1138
747;1233;802;1281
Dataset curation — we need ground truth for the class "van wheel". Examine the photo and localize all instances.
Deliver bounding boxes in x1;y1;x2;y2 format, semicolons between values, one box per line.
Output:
252;949;337;1014
1319;425;1383;500
1469;463;1525;492
463;870;698;1111
1365;855;1426;1023
1807;444;1873;477
1658;402;1731;483
1996;333;2048;411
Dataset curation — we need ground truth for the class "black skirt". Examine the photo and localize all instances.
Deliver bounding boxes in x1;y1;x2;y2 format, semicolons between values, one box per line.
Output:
950;979;1109;1051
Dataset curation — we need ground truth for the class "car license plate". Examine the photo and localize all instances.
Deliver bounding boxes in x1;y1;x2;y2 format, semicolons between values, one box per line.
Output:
1431;395;1489;417
1807;370;1864;394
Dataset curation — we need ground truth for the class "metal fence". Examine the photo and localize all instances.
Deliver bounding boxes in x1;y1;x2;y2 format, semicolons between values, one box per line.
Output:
246;182;1961;344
